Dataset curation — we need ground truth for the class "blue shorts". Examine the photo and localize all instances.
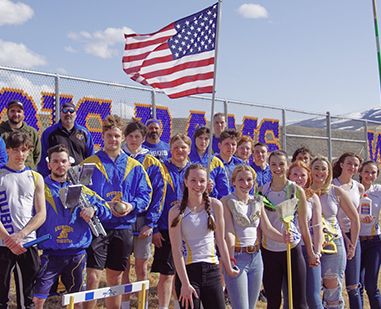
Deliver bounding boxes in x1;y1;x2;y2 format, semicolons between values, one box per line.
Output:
34;253;87;299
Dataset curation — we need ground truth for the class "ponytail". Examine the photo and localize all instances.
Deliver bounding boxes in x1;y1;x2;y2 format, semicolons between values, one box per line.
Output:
171;188;189;228
203;191;217;231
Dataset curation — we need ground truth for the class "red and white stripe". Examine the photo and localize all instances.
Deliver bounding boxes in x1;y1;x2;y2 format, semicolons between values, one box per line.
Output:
122;23;215;99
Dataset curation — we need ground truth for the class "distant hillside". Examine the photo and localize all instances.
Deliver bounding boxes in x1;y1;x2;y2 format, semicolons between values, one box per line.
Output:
288;105;381;130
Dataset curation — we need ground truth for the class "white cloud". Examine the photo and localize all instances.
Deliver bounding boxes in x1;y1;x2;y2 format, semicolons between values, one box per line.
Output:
0;39;47;68
68;26;135;59
64;46;77;53
57;67;68;74
0;0;34;26
237;3;268;19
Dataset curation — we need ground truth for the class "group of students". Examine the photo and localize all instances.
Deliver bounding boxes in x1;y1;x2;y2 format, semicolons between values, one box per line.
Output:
1;105;381;309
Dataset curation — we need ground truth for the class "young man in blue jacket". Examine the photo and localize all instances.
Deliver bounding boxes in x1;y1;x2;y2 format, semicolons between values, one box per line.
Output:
121;120;166;309
188;126;229;199
152;133;191;309
33;144;111;309
82;115;152;309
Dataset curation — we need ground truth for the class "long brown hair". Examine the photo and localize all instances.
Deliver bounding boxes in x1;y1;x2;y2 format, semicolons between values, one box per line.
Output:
359;160;380;183
171;164;217;231
332;152;363;179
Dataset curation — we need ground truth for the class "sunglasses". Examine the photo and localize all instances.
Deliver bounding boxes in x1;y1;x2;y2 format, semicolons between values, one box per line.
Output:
62;108;76;114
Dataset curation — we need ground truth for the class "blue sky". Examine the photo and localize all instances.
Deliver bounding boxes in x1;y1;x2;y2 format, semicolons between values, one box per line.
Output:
0;0;380;115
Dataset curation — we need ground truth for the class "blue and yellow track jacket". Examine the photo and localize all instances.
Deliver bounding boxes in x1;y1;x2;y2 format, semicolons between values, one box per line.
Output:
154;159;191;234
216;154;257;194
123;145;166;229
81;150;152;230
37;176;112;255
188;140;229;199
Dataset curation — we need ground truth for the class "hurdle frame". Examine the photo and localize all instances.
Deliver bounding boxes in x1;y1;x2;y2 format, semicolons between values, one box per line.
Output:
62;280;149;309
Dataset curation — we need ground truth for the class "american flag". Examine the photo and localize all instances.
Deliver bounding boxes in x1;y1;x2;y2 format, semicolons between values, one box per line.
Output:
122;3;218;99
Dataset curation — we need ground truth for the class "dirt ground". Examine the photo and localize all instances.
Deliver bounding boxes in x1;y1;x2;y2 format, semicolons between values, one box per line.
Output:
7;251;375;309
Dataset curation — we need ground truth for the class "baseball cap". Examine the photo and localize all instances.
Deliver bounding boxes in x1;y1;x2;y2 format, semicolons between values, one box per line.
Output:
61;102;76;110
7;100;24;110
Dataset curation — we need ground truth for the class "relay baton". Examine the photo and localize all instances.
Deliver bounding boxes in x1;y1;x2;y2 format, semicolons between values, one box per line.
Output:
24;234;52;248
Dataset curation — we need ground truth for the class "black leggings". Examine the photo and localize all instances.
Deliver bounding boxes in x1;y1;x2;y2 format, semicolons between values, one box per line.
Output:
175;262;225;309
261;244;307;309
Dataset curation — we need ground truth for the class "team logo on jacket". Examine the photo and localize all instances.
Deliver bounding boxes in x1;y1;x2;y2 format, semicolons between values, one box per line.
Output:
76;133;84;141
56;225;73;243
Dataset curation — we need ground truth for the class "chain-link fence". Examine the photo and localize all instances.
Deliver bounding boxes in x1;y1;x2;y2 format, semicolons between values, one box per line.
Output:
0;65;380;162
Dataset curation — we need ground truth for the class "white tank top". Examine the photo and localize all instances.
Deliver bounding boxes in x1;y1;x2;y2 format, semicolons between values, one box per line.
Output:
334;178;360;230
318;185;342;239
0;167;39;247
296;197;313;246
181;205;218;265
360;184;381;236
228;193;260;247
261;181;301;252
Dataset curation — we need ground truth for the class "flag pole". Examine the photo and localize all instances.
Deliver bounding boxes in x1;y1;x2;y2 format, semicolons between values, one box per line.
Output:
207;0;222;179
372;0;381;97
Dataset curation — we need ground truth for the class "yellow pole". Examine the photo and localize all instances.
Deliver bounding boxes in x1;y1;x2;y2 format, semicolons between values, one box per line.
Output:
66;295;75;309
285;222;293;309
137;283;146;309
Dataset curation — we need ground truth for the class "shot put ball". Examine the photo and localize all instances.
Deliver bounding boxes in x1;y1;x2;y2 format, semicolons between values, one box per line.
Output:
114;202;127;214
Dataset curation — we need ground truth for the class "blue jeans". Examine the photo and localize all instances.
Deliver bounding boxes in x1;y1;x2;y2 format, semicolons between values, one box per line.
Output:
282;246;323;309
344;232;362;309
320;237;346;309
223;250;263;309
360;235;381;309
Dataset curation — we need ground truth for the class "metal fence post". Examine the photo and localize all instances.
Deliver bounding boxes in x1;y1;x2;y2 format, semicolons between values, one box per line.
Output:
326;111;332;162
365;120;369;161
224;99;228;122
55;74;60;123
282;109;287;152
151;90;156;119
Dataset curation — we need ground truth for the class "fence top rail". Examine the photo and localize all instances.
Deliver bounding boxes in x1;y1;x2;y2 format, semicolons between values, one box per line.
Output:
2;66;381;126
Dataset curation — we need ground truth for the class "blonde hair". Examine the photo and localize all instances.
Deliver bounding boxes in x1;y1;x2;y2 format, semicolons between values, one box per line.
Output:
169;133;191;148
310;155;332;196
231;164;256;185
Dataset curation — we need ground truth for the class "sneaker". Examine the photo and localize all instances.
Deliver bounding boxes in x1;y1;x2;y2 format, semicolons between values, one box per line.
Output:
258;289;267;302
224;288;232;308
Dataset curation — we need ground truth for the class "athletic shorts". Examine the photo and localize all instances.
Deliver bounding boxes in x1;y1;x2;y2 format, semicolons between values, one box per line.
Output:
151;229;175;275
131;216;153;260
34;253;87;299
86;228;133;271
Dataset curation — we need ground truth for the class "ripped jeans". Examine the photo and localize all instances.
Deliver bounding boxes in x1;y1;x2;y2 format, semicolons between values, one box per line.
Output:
344;232;362;309
320;237;346;309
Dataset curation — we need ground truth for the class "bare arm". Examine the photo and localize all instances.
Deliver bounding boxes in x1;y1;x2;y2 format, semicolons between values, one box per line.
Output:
212;198;239;278
296;185;319;266
311;194;323;255
335;185;360;258
220;196;236;264
168;205;198;309
3;174;46;255
259;204;286;242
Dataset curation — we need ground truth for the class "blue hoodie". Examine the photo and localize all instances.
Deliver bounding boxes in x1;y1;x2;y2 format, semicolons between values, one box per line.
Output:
81;150;152;230
188;139;229;199
154;159;191;234
123;145;166;229
37;176;112;255
216;154;257;194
